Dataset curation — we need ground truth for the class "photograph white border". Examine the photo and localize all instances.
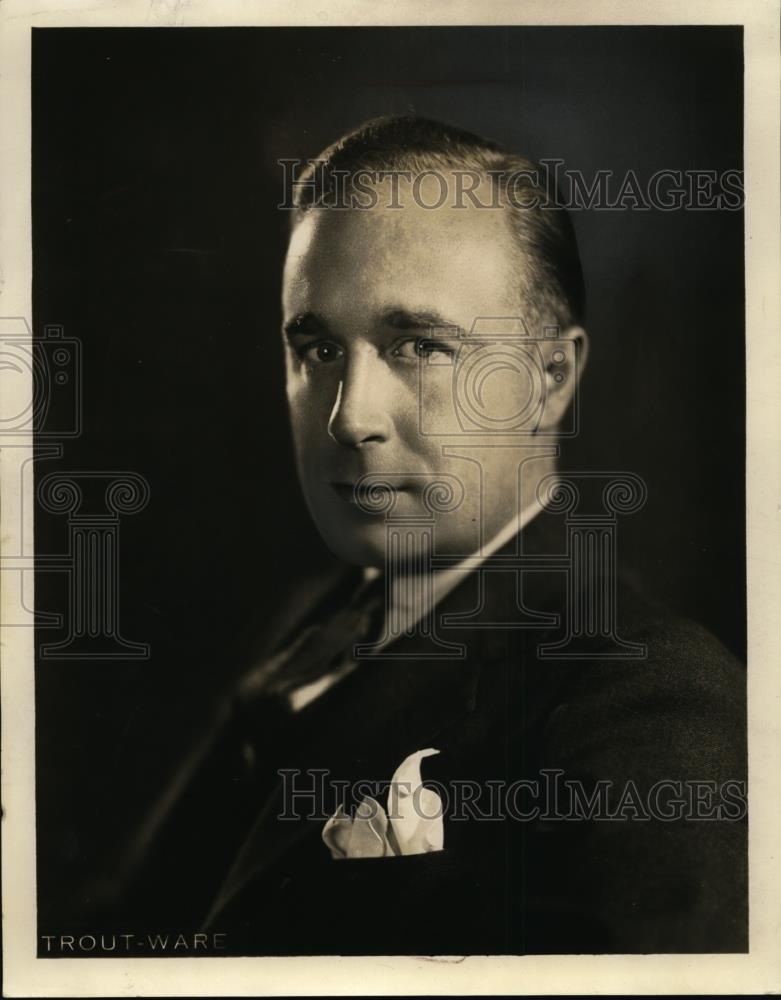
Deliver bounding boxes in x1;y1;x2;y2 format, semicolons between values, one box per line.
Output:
2;0;779;995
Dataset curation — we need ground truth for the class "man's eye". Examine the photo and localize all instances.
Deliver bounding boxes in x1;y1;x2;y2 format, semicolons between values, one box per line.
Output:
394;338;456;360
299;341;344;365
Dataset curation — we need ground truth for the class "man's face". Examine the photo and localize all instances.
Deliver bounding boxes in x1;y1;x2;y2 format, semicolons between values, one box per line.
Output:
281;176;576;567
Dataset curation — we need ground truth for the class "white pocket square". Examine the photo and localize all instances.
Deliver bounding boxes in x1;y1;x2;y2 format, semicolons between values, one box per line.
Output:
322;748;444;859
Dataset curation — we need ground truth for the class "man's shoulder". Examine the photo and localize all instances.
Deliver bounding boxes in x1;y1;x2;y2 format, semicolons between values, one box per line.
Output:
535;586;746;781
600;581;744;707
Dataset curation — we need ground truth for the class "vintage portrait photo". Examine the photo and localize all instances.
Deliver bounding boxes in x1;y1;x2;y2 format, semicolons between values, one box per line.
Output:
1;1;779;996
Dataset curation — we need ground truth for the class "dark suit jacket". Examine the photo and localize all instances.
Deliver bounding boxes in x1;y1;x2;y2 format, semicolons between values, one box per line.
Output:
115;509;747;955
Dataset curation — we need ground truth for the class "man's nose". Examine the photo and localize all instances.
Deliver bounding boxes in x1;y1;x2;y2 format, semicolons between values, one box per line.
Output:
327;352;393;448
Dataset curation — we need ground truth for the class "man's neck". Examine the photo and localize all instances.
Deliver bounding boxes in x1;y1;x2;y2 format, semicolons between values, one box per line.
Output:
370;496;545;650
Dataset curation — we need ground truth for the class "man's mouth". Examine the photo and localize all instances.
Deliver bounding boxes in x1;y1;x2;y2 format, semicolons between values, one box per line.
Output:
329;481;411;505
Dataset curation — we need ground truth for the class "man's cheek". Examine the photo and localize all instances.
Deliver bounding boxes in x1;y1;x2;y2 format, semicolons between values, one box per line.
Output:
285;373;312;414
287;384;329;440
291;418;325;471
400;369;456;443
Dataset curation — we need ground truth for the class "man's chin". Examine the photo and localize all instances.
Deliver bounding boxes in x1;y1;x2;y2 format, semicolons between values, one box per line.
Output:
315;518;388;569
312;516;481;570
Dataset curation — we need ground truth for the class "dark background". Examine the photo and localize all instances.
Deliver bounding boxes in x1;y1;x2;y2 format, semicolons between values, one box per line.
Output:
33;26;745;928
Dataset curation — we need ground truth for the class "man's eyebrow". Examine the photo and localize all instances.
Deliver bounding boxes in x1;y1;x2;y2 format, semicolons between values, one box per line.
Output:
282;313;329;340
382;308;464;335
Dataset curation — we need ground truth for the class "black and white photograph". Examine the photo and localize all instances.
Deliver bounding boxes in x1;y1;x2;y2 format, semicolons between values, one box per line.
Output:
1;0;779;996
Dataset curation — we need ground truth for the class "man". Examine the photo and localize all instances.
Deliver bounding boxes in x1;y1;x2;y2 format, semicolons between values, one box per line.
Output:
116;116;746;954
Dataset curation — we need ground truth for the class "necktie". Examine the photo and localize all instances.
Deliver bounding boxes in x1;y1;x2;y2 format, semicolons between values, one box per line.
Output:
236;572;385;705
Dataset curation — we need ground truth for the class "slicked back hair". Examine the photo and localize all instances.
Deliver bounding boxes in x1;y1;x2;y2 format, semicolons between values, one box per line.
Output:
290;115;585;332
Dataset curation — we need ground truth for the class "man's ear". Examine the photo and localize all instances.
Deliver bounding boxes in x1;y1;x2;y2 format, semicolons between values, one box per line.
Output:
536;325;589;431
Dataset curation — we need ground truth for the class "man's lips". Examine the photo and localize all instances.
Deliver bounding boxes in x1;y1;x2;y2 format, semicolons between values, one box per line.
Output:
329;481;412;504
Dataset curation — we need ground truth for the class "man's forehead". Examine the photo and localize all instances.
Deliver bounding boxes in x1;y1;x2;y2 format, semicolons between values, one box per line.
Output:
283;180;521;319
290;172;505;241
